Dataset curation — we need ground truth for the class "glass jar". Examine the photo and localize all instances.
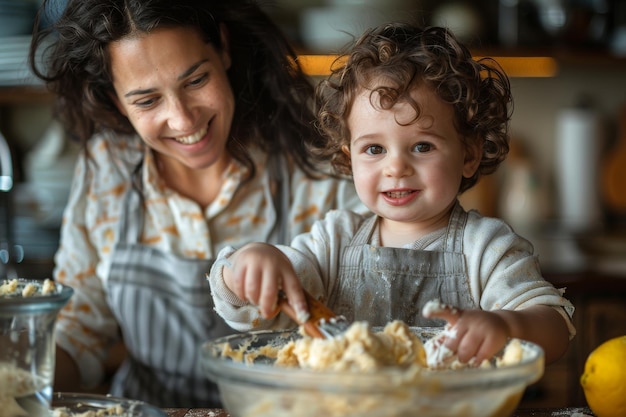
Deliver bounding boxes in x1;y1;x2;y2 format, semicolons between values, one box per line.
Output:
0;279;73;416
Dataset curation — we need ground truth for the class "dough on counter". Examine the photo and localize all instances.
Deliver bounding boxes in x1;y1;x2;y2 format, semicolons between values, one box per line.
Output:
51;404;125;417
0;397;28;417
0;364;40;417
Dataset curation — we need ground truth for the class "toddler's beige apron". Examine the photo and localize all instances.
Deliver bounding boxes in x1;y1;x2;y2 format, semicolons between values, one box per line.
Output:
330;202;477;327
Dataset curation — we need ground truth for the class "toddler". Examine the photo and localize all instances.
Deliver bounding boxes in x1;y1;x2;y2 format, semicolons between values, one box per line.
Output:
208;23;575;365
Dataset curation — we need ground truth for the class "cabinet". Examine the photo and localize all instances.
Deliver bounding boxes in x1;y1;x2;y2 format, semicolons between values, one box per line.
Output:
0;86;51;105
520;271;626;408
0;85;53;178
0;85;56;279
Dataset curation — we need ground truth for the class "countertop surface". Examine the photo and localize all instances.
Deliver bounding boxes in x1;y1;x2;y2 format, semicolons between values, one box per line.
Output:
162;407;595;417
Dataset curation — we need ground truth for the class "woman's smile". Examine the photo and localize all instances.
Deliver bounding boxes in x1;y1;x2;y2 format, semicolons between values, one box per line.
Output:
173;124;208;144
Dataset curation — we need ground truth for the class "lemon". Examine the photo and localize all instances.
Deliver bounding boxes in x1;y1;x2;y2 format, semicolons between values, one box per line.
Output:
580;335;626;417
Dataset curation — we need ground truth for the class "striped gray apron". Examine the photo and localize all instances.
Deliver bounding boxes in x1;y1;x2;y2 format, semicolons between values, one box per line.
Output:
105;157;289;406
329;202;477;327
105;167;234;407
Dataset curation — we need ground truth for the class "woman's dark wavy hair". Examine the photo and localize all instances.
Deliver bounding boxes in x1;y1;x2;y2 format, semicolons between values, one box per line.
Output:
29;0;325;179
315;23;512;193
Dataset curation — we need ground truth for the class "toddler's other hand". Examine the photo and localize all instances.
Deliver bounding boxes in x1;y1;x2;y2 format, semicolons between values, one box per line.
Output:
423;301;511;365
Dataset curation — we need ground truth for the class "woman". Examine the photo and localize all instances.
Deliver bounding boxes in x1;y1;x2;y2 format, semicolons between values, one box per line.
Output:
29;0;364;407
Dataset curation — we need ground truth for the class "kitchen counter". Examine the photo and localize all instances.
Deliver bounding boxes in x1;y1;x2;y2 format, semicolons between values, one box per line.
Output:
162;407;595;417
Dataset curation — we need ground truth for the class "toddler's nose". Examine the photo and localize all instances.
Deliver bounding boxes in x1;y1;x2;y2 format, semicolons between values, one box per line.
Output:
384;154;413;177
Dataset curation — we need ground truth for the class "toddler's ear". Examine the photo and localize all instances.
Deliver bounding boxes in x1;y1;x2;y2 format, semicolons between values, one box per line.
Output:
462;138;482;178
341;145;353;172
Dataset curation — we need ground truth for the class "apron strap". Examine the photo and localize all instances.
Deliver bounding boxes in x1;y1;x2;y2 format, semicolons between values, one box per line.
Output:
347;214;378;247
267;155;290;244
444;200;467;253
119;159;145;244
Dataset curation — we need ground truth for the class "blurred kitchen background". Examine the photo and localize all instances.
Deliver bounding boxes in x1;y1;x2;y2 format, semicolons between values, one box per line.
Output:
0;0;625;407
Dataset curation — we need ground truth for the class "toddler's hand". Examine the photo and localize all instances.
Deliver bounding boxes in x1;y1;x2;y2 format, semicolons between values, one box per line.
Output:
423;301;511;365
222;242;307;320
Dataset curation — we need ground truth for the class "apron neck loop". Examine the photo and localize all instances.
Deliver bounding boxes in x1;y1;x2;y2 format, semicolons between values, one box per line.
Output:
444;200;466;252
119;159;146;244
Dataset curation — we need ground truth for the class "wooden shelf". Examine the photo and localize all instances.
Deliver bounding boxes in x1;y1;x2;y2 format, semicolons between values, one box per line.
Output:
0;86;52;105
472;46;626;67
297;48;626;78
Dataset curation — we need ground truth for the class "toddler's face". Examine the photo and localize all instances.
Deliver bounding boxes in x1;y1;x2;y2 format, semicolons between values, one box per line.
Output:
346;84;480;240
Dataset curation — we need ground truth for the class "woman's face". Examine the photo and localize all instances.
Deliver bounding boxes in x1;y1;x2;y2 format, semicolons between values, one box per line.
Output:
346;84;480;235
109;26;235;172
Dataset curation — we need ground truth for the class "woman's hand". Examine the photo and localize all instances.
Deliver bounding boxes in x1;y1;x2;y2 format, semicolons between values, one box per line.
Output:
222;242;307;319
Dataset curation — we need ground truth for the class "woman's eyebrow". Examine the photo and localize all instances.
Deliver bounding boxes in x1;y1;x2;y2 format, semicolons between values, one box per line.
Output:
124;59;210;98
124;88;155;98
177;59;209;81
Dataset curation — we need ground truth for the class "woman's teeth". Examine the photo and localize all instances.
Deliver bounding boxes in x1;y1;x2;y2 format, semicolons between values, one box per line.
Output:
175;127;207;144
386;191;413;198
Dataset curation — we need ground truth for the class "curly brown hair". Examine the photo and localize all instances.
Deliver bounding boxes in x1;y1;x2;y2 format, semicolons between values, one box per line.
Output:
315;23;512;193
29;0;326;180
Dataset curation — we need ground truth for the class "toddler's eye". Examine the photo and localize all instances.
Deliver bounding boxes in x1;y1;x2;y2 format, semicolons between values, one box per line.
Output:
414;143;432;153
365;145;385;155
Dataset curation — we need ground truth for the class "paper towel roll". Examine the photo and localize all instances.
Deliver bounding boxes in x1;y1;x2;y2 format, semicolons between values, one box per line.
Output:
555;107;604;231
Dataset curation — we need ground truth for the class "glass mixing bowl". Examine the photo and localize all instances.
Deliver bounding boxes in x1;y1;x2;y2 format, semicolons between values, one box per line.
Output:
201;327;544;417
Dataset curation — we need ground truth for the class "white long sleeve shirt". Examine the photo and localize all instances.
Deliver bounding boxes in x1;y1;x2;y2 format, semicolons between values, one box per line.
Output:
209;208;575;338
